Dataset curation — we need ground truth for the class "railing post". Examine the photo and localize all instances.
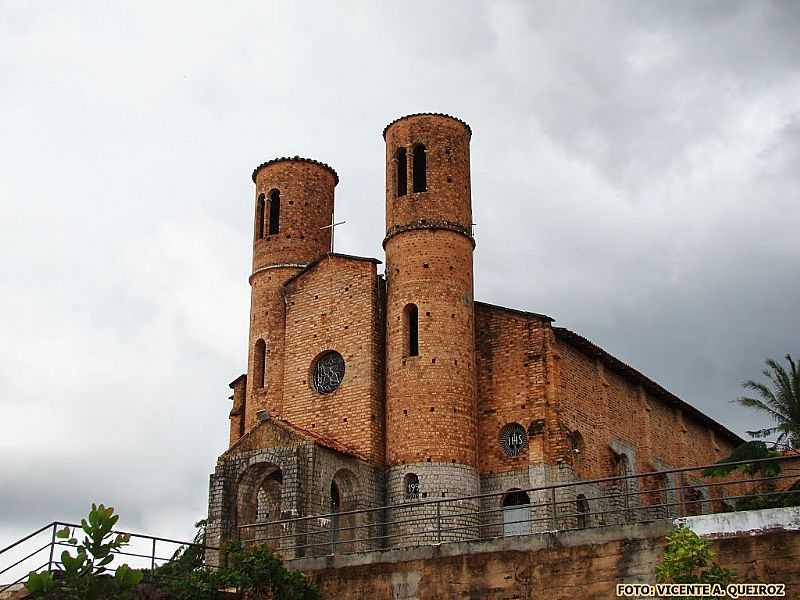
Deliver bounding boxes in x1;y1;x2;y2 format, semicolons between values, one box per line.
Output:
436;502;441;544
551;488;558;530
329;517;336;555
151;538;156;572
47;523;56;573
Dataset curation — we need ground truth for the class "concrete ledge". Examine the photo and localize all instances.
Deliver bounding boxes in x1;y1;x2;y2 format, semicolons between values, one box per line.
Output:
286;520;674;571
676;506;800;538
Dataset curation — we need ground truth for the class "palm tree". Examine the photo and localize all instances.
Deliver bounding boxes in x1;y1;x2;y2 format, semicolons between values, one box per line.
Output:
737;354;800;449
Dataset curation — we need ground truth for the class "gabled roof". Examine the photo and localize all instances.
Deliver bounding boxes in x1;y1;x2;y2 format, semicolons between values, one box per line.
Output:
553;327;743;445
283;253;381;288
224;414;368;462
275;417;368;461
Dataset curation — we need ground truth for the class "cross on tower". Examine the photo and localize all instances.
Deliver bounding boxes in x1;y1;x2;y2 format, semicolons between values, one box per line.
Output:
320;219;346;253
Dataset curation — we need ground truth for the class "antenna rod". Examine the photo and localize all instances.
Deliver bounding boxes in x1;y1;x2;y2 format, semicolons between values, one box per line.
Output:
320;220;346;253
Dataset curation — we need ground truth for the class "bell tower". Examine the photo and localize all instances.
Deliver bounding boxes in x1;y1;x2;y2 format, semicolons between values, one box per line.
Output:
383;114;479;540
245;156;338;431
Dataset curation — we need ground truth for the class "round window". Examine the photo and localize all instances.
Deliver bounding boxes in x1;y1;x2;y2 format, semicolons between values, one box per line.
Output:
499;423;528;457
312;351;345;394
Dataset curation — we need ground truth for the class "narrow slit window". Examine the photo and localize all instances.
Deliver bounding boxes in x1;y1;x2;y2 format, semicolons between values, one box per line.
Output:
268;189;280;235
405;303;419;357
256;194;266;240
396;148;407;197
412;144;427;192
254;339;266;388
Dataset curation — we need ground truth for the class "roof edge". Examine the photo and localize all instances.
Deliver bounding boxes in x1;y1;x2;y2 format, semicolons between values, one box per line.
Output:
475;300;555;323
382;113;472;139
553;327;744;446
251;156;339;185
283;253;382;288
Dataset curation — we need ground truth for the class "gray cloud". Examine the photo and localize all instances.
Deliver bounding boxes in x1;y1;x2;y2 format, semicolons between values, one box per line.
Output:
1;0;798;577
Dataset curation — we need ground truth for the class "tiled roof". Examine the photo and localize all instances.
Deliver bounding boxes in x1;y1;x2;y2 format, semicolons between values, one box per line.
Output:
553;327;743;445
275;418;369;462
251;156;339;185
382;113;472;139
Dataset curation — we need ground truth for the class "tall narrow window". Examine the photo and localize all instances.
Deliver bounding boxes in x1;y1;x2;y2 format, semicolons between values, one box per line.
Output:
396;148;407;197
268;189;280;235
256;194;266;240
412;144;427;192
254;339;266;389
404;303;419;357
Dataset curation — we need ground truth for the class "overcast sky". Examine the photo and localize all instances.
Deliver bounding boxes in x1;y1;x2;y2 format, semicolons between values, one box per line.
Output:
1;0;798;560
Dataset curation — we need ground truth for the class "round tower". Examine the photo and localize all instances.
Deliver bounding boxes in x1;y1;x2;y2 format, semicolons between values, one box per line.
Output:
245;157;337;429
383;114;479;541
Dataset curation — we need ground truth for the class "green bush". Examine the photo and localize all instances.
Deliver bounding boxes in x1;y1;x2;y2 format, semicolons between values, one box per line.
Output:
655;527;736;600
25;504;143;600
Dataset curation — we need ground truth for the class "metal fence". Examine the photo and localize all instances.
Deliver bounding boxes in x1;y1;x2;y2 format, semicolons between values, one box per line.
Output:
0;521;216;593
238;455;800;558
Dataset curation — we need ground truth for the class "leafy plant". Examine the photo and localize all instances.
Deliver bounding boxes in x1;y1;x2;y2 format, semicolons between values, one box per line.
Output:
702;441;800;510
736;354;800;449
702;441;780;479
25;503;143;599
655;527;736;599
153;521;319;600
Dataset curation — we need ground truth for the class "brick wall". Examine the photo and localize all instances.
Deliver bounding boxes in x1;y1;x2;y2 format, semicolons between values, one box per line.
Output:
245;159;336;429
281;255;384;464
474;304;550;476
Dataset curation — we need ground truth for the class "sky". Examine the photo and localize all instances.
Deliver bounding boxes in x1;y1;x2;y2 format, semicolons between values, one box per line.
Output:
1;0;799;564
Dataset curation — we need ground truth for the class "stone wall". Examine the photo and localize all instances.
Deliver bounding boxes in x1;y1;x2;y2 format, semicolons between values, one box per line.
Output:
289;508;800;599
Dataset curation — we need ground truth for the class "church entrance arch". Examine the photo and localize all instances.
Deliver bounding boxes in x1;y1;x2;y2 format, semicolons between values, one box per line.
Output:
236;462;283;548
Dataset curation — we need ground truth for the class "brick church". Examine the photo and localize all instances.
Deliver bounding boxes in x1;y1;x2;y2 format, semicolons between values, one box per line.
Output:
206;113;741;556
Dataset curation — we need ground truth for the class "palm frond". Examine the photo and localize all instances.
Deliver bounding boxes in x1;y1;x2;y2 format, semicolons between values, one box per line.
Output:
737;395;789;423
740;355;800;448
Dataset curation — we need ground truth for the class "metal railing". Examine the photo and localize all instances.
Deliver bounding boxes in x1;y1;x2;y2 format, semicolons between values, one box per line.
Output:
238;455;800;559
0;521;217;593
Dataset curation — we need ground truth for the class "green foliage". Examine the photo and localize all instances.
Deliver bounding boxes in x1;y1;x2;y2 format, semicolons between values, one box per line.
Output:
655;527;736;599
25;508;316;600
736;354;800;449
154;521;319;600
702;441;781;478
25;504;143;600
703;441;800;511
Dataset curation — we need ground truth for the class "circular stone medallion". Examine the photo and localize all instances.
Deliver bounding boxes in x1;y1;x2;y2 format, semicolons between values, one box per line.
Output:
499;423;528;457
312;351;345;394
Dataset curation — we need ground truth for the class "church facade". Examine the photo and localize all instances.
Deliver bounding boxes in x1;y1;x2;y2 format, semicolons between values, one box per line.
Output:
206;113;741;559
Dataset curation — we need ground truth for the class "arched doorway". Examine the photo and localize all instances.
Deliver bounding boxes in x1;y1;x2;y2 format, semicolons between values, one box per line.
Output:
327;469;361;554
502;490;531;537
236;463;283;548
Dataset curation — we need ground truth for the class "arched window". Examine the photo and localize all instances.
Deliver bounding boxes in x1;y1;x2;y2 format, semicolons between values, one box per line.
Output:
396;148;407;197
404;303;419;357
268;189;280;235
412;144;427;192
254;339;266;389
403;473;420;500
256;194;266;240
576;494;590;529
